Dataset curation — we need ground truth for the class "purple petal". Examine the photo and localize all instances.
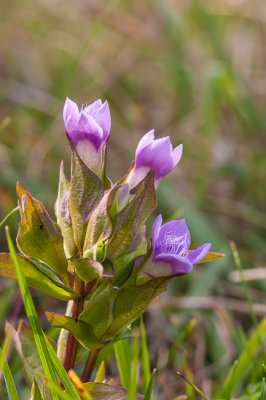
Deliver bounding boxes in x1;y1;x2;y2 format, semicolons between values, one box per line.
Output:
68;112;103;150
187;243;211;264
158;219;191;250
135;136;173;180
84;99;103;118
135;130;155;155
154;253;193;275
152;214;162;252
63;97;80;125
171;144;183;169
95;100;111;142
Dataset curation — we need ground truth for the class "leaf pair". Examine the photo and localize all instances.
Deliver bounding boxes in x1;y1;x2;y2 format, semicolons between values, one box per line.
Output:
46;277;168;350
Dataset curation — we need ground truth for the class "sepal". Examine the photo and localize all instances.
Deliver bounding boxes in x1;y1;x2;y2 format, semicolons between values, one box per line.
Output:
55;161;76;258
68;137;104;251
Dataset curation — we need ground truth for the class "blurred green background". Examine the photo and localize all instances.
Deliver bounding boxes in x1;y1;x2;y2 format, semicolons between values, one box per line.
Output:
0;0;265;398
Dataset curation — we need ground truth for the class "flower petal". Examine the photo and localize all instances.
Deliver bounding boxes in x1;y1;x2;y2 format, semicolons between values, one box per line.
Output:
152;214;162;253
135;130;155;155
95;100;111;142
158;219;191;251
154;253;193;275
63;97;80;125
84;99;103;118
68;112;103;150
135;136;173;180
171;144;183;169
187;243;211;264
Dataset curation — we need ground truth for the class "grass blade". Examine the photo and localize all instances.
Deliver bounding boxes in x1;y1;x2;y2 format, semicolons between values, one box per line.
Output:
260;377;265;400
127;336;139;400
141;317;151;393
143;369;156;400
177;371;209;400
223;317;266;394
222;360;238;400
44;337;80;400
3;360;19;400
114;338;131;388
6;226;59;400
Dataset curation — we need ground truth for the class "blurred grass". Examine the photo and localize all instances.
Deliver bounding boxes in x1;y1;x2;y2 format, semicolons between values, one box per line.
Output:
0;0;265;398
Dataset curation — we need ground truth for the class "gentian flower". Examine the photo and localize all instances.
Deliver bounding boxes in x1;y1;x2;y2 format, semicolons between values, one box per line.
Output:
147;214;211;276
63;97;111;174
126;130;183;189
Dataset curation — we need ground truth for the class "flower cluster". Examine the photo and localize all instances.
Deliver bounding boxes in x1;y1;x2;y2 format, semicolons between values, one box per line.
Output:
0;97;221;381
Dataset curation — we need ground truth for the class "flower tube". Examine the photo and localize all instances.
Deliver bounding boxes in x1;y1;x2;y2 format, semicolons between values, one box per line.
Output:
63;97;111;174
127;130;183;189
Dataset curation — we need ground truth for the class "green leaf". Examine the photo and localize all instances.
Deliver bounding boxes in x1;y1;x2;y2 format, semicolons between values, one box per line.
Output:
222;317;266;395
3;359;19;400
105;278;168;339
55;161;76;258
6;226;60;400
30;378;42;400
83;382;143;400
143;369;156;400
44;337;81;400
0;253;78;301
45;312;105;350
141;317;151;393
127;336;139;400
108;171;156;281
95;361;105;383
16;182;69;284
114;339;131;389
83;186;118;254
71;257;103;283
79;284;116;339
68;138;104;251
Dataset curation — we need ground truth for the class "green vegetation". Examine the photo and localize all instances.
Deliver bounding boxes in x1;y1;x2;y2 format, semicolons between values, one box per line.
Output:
0;0;265;398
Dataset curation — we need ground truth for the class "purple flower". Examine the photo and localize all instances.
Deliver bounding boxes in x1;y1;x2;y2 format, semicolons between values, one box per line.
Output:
127;130;183;189
63;97;111;173
149;215;211;276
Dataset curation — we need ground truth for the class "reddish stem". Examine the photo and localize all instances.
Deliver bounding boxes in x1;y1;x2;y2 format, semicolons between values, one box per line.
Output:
81;348;101;383
63;274;84;372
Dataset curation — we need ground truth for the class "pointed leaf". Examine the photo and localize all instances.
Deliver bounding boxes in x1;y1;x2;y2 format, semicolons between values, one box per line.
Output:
0;253;78;301
68;138;104;251
71;257;103;283
45;313;105;350
30;378;42;400
83;382;143;400
107;170;156;263
16;183;69;282
95;361;105;383
55;161;76;258
113;226;147;286
83;185;120;254
105;277;168;339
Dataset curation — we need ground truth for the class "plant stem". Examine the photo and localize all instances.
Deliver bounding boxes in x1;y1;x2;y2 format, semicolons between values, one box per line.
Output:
81;348;101;383
64;274;84;372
